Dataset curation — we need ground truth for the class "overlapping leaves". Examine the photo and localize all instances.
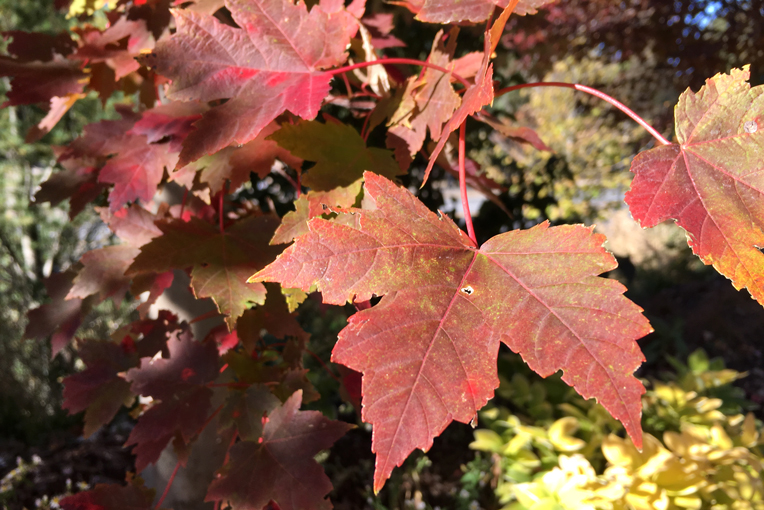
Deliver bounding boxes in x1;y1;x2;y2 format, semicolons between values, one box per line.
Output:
8;0;764;503
140;0;358;166
128;215;283;328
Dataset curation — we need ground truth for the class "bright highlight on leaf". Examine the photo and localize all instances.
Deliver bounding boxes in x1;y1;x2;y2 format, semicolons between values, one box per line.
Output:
626;66;764;306
253;172;652;491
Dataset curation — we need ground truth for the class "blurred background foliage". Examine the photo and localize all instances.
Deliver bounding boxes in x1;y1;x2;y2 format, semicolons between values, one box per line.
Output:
461;349;764;510
1;0;764;508
0;0;133;445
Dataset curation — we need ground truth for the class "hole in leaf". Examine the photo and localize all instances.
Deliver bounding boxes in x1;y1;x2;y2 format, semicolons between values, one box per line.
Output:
744;120;758;133
460;285;474;295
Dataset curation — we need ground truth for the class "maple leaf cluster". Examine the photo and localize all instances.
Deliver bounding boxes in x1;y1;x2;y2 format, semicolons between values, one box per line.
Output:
4;0;763;505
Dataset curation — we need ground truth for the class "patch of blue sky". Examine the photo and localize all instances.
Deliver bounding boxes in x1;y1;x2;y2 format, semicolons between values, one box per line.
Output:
684;1;722;29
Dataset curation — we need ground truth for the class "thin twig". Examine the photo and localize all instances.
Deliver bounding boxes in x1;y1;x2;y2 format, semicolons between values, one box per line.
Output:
155;460;181;509
179;188;189;219
218;192;225;233
360;112;373;142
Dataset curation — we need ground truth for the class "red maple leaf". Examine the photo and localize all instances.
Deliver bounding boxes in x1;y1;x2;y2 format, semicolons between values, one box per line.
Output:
61;112;140;160
67;205;165;309
129;311;184;359
25;93;85;143
0;56;86;107
626;67;764;306
128;215;283;328
205;390;353;510
73;17;155;79
430;136;512;216
473;112;551;152
218;384;281;441
67;245;140;305
98;105;201;210
1;31;76;62
253;172;651;491
129;102;206;147
98;204;163;248
125;330;219;471
56;104;200;211
271;179;362;244
140;0;358;166
98;135;174;211
133;271;175;318
361;14;405;49
35;152;104;219
235;284;310;353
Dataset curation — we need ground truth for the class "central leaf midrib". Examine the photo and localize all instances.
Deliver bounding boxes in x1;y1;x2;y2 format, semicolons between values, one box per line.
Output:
379;249;480;479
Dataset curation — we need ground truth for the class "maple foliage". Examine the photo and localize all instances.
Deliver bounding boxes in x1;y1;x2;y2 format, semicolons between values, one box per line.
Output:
23;270;92;357
5;0;764;505
62;338;136;438
423;37;494;185
384;29;461;169
62;312;182;438
269;119;401;190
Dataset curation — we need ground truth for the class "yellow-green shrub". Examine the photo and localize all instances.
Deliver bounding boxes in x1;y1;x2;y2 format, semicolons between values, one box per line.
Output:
466;350;764;510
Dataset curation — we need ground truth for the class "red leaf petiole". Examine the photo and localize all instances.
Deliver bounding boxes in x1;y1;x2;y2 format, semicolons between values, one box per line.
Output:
494;82;671;146
458;121;476;244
